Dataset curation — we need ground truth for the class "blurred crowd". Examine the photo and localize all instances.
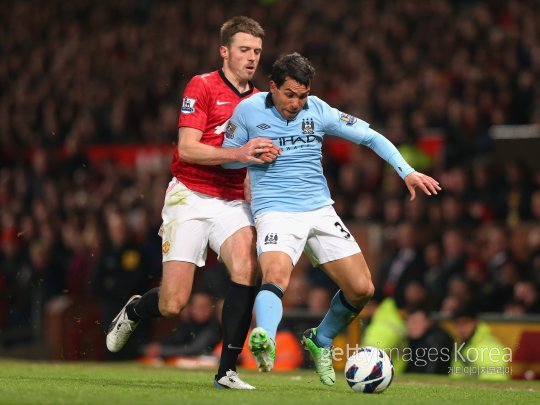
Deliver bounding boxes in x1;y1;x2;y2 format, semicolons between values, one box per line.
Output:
1;0;540;354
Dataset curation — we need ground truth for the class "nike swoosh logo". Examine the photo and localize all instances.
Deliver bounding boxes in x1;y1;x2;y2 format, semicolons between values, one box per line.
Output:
227;344;243;350
217;100;231;105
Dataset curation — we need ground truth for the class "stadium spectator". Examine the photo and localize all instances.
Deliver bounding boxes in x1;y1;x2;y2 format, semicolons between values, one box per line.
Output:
376;222;426;308
92;210;150;359
450;305;510;381
405;306;453;374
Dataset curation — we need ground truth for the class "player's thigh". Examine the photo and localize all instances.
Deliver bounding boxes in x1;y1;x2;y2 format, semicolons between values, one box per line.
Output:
255;211;308;290
304;206;361;267
220;225;258;286
159;260;197;317
320;252;374;303
160;179;211;267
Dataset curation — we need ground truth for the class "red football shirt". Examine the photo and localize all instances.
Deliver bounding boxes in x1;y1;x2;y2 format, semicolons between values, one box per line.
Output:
172;70;258;200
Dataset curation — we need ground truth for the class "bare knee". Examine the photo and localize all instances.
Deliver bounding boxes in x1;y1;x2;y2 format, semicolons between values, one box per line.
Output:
346;278;375;305
159;296;188;317
222;230;258;286
229;259;258;286
262;264;291;291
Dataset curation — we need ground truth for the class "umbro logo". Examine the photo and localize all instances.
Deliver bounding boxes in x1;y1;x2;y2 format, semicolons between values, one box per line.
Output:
264;233;278;245
216;100;231;105
257;123;271;130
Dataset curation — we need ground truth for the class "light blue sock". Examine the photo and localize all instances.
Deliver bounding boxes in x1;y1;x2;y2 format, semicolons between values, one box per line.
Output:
315;290;360;348
254;286;284;341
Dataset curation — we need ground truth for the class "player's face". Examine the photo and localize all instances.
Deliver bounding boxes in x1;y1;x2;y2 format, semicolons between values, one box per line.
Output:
221;32;262;84
270;77;310;120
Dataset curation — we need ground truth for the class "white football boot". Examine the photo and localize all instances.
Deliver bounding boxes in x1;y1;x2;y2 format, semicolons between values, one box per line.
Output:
106;295;141;352
214;370;256;390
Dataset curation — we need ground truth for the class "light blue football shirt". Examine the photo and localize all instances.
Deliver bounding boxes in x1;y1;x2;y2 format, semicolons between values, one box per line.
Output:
222;92;414;218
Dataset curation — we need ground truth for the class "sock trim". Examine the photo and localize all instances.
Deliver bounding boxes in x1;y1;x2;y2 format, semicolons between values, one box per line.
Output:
260;282;284;299
339;290;360;313
230;281;257;289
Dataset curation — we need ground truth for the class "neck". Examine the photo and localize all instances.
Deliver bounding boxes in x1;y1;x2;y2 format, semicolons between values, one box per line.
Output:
222;66;250;93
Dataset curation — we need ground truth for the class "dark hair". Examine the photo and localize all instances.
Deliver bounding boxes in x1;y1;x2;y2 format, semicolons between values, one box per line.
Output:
406;305;431;317
269;53;316;88
220;16;265;47
451;304;478;320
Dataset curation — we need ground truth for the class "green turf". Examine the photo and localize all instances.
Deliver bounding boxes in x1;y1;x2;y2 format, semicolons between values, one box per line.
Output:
0;360;539;404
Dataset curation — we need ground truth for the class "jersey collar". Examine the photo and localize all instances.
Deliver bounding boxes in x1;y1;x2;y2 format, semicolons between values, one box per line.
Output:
218;70;254;98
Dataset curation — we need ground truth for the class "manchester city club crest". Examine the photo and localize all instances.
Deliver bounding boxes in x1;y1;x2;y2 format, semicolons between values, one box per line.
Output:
264;233;278;245
302;118;315;134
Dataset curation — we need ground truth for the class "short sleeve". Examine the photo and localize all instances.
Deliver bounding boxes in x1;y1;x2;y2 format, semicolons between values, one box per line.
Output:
221;102;251;169
178;75;209;131
222;102;250;149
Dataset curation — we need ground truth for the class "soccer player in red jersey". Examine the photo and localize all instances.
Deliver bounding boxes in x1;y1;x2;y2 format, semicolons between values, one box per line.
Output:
105;16;280;389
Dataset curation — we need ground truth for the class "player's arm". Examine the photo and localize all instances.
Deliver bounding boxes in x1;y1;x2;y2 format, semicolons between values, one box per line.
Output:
177;75;279;166
358;128;440;200
320;100;440;200
177;127;277;166
222;103;281;169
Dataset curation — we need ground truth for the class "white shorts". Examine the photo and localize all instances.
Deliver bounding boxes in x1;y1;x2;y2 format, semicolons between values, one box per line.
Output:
159;178;254;266
255;205;361;267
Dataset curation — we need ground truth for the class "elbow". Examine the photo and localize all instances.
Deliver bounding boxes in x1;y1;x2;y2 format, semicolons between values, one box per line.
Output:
177;147;193;163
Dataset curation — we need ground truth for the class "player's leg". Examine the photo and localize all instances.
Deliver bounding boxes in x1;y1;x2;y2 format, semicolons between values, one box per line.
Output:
316;252;374;346
248;211;306;372
214;225;258;389
106;261;197;353
207;199;258;389
106;178;205;353
248;251;294;372
302;255;373;386
301;206;373;385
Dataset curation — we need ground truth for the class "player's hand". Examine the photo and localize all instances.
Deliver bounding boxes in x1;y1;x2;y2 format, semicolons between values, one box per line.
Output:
404;171;441;201
237;138;281;164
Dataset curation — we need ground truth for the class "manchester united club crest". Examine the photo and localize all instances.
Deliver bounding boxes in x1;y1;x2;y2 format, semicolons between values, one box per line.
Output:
302;118;315;134
162;241;171;254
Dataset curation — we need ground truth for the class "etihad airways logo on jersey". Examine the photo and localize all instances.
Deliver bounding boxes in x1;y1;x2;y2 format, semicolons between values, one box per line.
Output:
277;134;323;147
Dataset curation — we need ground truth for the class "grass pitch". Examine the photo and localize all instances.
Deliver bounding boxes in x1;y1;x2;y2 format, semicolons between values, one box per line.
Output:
1;360;539;404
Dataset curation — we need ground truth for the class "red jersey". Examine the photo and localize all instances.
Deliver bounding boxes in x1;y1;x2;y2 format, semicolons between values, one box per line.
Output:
172;70;258;200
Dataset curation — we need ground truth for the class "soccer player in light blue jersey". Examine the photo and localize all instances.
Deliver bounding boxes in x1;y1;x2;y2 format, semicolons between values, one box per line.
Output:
222;53;441;386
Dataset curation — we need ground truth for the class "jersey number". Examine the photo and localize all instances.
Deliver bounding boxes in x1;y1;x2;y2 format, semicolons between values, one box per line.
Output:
334;222;351;239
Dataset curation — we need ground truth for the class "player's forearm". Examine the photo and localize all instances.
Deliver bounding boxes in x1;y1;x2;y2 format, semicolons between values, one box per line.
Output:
363;128;414;179
178;142;241;166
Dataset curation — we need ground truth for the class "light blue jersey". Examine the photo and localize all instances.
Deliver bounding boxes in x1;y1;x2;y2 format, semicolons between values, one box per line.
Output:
222;92;414;218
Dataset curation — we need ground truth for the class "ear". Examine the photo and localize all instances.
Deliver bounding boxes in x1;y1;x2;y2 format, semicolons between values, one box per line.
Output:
269;80;277;93
220;45;228;59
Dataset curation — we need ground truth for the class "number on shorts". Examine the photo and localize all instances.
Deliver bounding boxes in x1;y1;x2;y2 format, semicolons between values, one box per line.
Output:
334;221;351;239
